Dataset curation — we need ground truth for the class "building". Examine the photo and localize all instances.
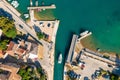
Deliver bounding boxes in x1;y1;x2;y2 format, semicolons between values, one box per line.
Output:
0;63;21;80
6;40;31;59
28;42;39;60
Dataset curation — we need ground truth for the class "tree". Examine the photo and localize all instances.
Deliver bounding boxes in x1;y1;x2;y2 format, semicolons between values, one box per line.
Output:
0;40;9;50
40;74;47;80
37;32;44;40
0;16;17;38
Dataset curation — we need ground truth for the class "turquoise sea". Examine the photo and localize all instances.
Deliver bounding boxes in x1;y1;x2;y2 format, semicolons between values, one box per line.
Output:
7;0;120;80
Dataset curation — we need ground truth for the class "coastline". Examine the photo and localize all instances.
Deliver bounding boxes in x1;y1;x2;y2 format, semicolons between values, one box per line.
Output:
80;35;119;57
50;20;60;80
63;32;119;80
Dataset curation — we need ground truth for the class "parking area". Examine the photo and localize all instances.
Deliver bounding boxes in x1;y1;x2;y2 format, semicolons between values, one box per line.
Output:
74;54;114;80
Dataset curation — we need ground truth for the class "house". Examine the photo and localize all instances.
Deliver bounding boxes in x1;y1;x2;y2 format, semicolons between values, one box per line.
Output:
6;40;31;59
0;63;21;80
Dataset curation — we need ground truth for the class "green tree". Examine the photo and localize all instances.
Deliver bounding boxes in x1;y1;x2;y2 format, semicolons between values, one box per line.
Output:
37;32;44;40
0;16;17;38
40;75;47;80
0;40;9;50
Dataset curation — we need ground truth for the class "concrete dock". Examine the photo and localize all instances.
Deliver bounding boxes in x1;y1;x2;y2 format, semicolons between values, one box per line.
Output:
27;4;56;10
78;32;92;41
66;35;78;64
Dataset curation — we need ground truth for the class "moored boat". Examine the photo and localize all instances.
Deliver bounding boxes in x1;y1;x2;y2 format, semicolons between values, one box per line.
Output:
80;30;89;37
58;53;62;64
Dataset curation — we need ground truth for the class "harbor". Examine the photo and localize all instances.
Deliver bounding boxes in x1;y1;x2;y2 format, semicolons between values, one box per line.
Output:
4;0;120;80
64;31;120;80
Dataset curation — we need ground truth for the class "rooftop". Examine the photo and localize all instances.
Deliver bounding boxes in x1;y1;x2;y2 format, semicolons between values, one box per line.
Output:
0;64;21;80
6;40;31;58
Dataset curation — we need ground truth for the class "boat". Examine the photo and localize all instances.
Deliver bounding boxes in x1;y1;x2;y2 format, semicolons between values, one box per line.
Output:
8;0;11;1
58;53;62;64
24;14;29;18
80;30;89;37
11;1;19;8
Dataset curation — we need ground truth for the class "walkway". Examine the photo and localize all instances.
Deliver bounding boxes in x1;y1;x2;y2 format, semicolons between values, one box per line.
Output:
83;50;116;65
27;4;56;10
66;34;78;63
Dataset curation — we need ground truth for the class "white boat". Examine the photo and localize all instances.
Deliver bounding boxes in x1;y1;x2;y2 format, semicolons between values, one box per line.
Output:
24;14;29;18
11;1;19;8
58;53;62;64
8;0;11;1
80;30;89;37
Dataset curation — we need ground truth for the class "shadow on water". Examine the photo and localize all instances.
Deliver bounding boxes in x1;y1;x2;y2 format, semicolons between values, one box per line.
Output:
112;54;120;76
64;31;76;63
79;27;87;33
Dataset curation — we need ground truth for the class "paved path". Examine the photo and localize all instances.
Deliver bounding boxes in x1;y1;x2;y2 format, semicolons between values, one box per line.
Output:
83;49;116;65
38;40;53;80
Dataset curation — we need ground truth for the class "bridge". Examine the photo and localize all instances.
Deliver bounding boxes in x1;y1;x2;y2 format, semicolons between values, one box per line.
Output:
66;35;78;63
27;4;56;10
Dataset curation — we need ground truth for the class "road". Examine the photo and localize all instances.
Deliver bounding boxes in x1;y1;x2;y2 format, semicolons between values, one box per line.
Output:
0;0;39;42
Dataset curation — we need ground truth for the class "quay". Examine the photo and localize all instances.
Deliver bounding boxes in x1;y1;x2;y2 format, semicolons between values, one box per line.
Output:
27;4;56;10
66;35;78;64
64;31;119;80
82;49;116;65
